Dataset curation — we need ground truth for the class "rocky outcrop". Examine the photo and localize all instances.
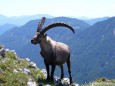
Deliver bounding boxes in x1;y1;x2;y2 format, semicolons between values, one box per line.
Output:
40;69;79;86
0;45;79;86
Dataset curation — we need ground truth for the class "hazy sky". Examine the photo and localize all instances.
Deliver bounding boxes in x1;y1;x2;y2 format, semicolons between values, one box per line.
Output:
0;0;115;18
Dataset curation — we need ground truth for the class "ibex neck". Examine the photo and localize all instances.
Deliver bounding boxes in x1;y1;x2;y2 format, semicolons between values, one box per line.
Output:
40;36;52;44
39;36;55;52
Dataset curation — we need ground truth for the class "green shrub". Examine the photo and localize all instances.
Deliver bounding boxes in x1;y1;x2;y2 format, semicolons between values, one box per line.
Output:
5;52;16;59
82;78;115;86
0;72;29;86
96;78;107;82
0;62;7;70
0;53;46;86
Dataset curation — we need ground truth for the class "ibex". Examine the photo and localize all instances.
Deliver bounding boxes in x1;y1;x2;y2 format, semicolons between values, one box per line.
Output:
31;17;75;84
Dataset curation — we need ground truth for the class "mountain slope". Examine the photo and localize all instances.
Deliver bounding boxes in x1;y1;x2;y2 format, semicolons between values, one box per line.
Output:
0;24;18;35
73;16;115;84
1;16;115;84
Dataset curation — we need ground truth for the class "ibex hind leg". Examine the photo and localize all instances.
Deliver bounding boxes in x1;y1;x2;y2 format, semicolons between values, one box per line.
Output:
60;65;64;79
67;54;73;84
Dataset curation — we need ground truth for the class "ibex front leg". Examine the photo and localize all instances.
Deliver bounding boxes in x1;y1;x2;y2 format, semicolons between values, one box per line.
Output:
44;62;50;80
51;65;56;81
41;51;50;80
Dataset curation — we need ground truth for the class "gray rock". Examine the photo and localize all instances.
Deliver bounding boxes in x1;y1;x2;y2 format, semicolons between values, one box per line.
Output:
41;69;47;79
45;84;51;86
18;68;23;72
22;68;31;74
27;78;37;86
13;69;18;73
1;60;5;63
70;83;79;86
30;62;37;68
26;58;30;62
61;78;70;85
5;48;10;52
54;76;60;85
54;76;79;86
0;68;3;72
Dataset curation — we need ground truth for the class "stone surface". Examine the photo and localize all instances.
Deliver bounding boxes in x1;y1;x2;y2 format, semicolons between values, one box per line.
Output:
22;68;31;74
41;69;47;79
30;62;37;68
0;68;3;72
26;58;30;62
45;84;51;86
27;78;37;86
13;69;18;73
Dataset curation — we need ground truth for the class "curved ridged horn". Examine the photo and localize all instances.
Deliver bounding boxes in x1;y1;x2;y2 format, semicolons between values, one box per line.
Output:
37;17;46;32
41;22;75;34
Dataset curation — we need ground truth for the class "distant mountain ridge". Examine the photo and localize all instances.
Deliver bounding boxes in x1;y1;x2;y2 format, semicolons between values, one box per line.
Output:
83;17;109;25
0;14;54;26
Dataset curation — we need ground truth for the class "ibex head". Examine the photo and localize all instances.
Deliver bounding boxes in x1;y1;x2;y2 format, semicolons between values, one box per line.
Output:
31;17;75;44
